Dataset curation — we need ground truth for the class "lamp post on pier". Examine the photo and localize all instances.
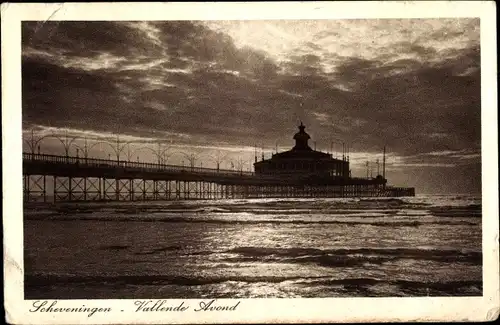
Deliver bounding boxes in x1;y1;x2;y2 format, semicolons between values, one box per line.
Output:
53;130;79;163
236;157;247;175
206;150;229;172
180;152;198;171
23;129;53;158
72;137;113;163
156;142;173;165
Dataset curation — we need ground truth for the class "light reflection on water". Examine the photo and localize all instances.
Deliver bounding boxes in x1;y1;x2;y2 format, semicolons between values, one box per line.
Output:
24;195;482;298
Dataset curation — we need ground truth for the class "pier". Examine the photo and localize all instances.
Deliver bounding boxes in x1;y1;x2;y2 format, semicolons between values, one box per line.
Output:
23;152;415;202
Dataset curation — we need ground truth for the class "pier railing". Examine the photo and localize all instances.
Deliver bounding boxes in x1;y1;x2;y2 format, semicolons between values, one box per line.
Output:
23;152;258;177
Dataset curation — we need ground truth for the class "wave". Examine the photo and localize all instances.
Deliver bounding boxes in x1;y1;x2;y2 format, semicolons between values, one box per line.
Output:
428;205;482;218
133;245;183;255
99;245;130;250
221;246;482;266
25;273;482;297
24;197;482;221
294;278;482;296
294;277;481;291
25;213;480;227
100;246;482;266
25;274;313;287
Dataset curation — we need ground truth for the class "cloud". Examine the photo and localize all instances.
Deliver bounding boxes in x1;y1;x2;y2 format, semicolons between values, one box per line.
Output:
21;19;481;193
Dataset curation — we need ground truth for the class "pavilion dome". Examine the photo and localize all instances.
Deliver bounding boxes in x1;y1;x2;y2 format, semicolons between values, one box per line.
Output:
292;122;312;151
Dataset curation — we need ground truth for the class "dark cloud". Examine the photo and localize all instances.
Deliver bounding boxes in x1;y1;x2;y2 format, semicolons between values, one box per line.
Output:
23;21;159;58
22;57;123;128
304;46;481;155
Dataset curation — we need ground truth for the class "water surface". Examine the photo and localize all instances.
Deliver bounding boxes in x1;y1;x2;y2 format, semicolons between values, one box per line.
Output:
24;194;482;298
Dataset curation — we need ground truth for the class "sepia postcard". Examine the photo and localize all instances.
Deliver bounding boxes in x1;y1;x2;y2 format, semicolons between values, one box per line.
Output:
2;1;499;324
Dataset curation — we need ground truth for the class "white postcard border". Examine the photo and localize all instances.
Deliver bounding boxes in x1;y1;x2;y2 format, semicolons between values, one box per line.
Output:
2;2;499;324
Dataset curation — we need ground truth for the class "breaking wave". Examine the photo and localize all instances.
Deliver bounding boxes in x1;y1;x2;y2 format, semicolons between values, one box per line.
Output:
24;195;482;222
221;246;482;266
25;213;480;227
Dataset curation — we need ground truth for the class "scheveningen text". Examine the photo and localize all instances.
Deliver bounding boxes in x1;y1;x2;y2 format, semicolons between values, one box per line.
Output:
30;301;111;317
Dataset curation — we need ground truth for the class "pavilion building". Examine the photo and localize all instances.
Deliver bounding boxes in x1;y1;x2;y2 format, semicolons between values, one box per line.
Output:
254;123;350;180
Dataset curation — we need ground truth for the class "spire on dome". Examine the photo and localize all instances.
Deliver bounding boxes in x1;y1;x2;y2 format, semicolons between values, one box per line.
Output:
292;122;312;151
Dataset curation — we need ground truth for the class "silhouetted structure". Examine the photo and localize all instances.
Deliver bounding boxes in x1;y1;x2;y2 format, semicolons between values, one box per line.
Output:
255;122;349;179
22;123;415;202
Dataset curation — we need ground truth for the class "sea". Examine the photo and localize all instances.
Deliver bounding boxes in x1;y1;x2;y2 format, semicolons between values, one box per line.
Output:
23;194;482;299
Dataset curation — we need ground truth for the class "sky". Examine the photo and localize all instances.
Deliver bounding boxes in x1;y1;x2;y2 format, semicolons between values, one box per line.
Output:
21;19;481;194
